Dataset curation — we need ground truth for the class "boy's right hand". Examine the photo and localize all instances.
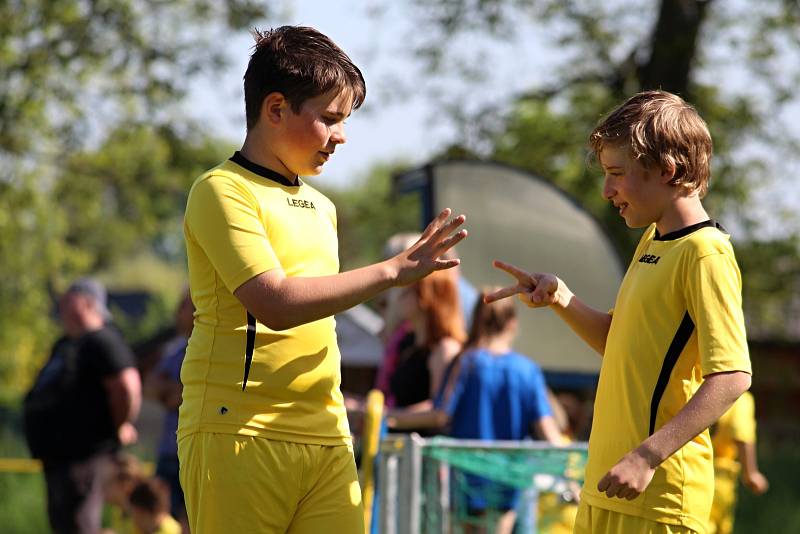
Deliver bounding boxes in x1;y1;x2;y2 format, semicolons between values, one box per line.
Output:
486;260;563;308
390;208;467;286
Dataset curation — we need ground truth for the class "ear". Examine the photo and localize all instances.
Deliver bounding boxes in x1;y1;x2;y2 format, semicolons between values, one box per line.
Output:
260;92;289;126
660;160;677;184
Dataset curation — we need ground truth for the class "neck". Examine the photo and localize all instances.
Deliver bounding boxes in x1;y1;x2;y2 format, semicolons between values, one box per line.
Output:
480;331;515;354
240;132;298;183
655;193;709;236
411;317;428;346
66;315;104;338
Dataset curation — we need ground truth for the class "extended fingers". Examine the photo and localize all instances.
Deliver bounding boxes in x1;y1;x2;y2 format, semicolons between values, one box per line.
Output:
492;260;532;283
437;228;468;255
420;208;453;240
432;213;466;245
433;258;461;271
483;285;524;303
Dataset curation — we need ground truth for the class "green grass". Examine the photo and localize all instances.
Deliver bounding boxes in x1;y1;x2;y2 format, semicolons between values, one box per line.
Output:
733;442;800;533
0;470;50;533
1;424;798;534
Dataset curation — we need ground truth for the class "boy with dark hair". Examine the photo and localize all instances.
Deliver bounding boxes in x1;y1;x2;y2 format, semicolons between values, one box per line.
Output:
488;90;751;533
128;478;181;534
179;25;466;534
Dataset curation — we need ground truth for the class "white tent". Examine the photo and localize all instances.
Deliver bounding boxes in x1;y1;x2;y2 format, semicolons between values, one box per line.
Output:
395;160;624;379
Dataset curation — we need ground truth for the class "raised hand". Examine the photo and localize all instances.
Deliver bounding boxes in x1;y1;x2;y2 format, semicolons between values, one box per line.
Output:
392;208;467;287
485;260;561;308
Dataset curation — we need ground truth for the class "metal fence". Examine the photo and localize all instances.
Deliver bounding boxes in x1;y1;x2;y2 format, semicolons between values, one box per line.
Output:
377;434;588;534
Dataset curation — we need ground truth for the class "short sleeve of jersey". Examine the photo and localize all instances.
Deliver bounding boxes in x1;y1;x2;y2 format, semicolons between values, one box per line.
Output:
685;251;751;376
185;174;281;293
81;328;136;378
728;391;757;444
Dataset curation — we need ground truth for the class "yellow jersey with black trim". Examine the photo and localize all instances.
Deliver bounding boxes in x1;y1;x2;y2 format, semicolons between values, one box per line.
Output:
179;153;350;446
712;390;756;465
582;221;751;533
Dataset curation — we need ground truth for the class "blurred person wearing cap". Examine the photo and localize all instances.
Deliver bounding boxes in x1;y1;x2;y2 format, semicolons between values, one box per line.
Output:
24;277;141;534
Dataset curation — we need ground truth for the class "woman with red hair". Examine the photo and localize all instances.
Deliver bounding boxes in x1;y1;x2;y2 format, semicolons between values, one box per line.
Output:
388;270;466;419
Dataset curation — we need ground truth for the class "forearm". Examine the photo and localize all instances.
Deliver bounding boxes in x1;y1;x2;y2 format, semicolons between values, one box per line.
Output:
737;441;761;479
387;409;449;430
550;283;612;356
534;416;566;445
236;261;396;330
632;371;751;468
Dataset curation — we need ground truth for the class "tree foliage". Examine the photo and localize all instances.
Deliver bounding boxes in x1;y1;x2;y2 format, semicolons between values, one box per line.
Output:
321;163;421;272
0;0;279;402
400;0;800;338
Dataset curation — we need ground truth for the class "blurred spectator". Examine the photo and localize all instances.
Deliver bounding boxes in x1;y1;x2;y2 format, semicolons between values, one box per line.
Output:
128;478;182;534
144;291;193;533
23;277;141;534
708;391;769;534
373;232;421;407
388;269;466;419
102;453;144;534
389;288;562;534
374;233;478;408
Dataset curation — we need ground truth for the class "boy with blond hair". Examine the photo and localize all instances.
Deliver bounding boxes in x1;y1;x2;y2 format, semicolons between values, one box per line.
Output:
488;90;751;533
179;25;466;534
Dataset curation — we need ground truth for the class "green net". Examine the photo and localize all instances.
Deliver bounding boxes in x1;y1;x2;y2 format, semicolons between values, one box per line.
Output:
410;438;587;533
422;437;587;488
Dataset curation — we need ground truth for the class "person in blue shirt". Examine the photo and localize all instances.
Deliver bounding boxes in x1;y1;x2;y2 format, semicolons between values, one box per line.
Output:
388;287;562;533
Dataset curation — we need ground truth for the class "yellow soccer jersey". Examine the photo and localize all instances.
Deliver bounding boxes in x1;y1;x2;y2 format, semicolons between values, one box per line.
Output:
179;153;350;446
712;391;756;464
582;221;751;533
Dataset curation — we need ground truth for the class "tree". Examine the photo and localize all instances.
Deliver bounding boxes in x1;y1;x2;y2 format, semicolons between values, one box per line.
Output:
394;0;800;337
1;0;282;402
320;163;421;272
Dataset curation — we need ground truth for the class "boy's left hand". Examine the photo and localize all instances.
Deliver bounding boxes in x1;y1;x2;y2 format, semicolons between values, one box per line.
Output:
597;448;657;500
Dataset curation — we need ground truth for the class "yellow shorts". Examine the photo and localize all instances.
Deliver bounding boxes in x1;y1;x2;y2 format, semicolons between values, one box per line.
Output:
573;501;700;534
178;432;363;534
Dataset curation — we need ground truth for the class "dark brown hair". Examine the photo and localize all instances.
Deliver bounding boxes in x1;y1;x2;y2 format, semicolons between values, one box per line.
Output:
129;477;170;515
589;90;713;197
466;287;517;348
244;25;366;129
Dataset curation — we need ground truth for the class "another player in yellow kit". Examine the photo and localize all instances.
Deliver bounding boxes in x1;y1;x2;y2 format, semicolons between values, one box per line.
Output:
488;91;752;534
708;391;769;534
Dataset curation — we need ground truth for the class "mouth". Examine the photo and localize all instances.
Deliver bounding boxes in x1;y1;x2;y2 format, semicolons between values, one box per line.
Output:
318;151;331;162
615;202;628;216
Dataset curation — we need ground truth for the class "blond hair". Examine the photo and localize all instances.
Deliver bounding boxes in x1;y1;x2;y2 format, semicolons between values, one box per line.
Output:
589;90;713;197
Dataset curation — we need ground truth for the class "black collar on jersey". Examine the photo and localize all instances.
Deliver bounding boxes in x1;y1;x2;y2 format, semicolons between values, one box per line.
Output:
229;151;302;187
654;219;726;241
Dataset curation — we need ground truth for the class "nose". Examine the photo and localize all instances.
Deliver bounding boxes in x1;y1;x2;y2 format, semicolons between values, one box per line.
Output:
602;175;615;200
330;122;346;145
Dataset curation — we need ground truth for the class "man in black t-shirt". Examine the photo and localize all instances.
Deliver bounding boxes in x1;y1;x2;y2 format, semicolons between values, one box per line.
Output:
27;278;141;534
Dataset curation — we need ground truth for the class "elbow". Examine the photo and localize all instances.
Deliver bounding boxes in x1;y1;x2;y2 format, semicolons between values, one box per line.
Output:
738;372;752;395
257;315;297;331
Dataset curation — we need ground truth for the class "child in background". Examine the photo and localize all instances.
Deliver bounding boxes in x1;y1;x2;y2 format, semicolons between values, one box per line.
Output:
707;391;769;534
102;453;143;534
389;289;562;534
129;478;182;534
